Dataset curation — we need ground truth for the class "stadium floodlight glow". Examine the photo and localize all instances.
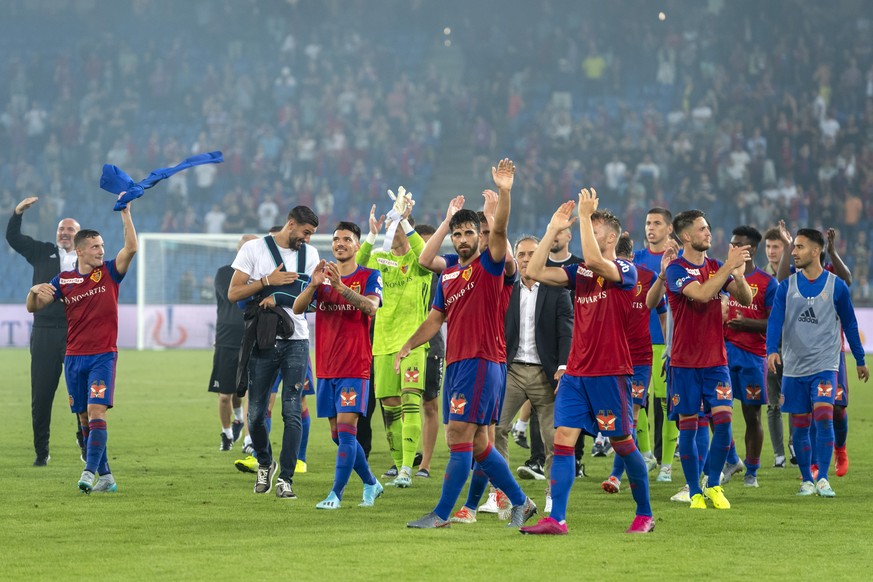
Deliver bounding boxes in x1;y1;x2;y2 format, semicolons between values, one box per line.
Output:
443;27;451;35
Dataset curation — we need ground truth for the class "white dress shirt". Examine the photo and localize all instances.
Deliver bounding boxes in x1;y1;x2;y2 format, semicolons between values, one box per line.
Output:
514;282;541;365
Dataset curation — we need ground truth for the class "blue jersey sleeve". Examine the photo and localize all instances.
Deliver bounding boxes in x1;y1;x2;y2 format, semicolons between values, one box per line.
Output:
665;262;691;294
833;278;866;366
432;275;446;312
615;259;637;290
106;260;125;284
50;274;62;300
766;279;789;355
365;269;383;305
480;249;505;277
443;254;459;269
655;294;667;314
562;264;578;291
763;274;777;311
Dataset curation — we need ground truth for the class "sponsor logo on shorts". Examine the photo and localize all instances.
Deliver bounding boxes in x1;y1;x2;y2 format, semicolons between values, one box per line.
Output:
90;269;102;283
596;410;617;432
745;385;762;401
671;394;680;407
817;381;833;398
340;387;357;407
404;367;420;384
715;383;732;400
90;381;107;399
450;393;467;415
631;382;646;399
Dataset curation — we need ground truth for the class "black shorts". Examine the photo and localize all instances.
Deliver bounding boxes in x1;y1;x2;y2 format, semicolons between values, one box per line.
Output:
208;346;240;395
424;355;444;402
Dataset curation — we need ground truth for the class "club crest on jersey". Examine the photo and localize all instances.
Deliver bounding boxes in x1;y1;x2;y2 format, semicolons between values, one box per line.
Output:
90;381;107;399
745;385;762;401
450;393;467;415
350;281;361;294
400;264;408;275
631;382;646;399
404;367;420;384
672;394;680;407
596;276;604;288
596;410;617;432
715;383;732;400
461;266;473;281
90;269;102;283
634;281;642;296
836;386;845;401
748;284;758;298
340;387;357;407
817;381;833;398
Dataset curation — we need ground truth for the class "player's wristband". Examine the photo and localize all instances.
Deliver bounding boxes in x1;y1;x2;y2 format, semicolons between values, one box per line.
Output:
658;273;666;281
366;232;377;245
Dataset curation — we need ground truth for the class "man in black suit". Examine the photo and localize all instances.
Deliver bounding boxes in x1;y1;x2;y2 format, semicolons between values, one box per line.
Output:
6;196;80;466
495;235;573;501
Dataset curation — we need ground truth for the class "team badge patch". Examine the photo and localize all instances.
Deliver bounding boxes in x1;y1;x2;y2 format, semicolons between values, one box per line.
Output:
90;269;102;283
89;381;107;399
634;282;642;296
461;266;473;281
596;276;604;288
715;383;732;400
400;264;408;275
672;394;680;407
69;395;74;407
817;381;833;398
350;281;361;294
450;393;467;415
631;382;646;399
340;387;357;407
596;410;616;432
745;385;762;400
404;367;420;384
749;283;758;298
836;387;845;401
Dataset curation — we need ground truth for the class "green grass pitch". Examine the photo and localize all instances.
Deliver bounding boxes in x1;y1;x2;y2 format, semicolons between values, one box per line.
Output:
1;349;871;580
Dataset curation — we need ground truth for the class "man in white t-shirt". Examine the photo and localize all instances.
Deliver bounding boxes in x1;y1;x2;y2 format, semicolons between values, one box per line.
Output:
228;205;320;499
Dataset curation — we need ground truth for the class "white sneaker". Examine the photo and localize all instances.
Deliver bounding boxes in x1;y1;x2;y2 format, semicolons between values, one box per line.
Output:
656;465;673;482
643;454;658;473
670;484;691;503
797;481;815;496
478;491;500;514
721;460;745;484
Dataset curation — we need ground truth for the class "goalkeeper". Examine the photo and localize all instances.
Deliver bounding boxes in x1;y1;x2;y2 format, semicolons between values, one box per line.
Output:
357;188;433;488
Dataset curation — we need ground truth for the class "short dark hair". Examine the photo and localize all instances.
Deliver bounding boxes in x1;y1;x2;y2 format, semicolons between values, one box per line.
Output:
763;227;782;242
476;211;488;228
616;233;634;258
673;209;706;236
514;234;540;251
731;225;762;248
269;225;283;233
449;209;480;232
288;205;319;228
591;208;622;236
74;229;101;248
415;224;436;237
334;221;361;242
647;207;673;222
796;228;825;249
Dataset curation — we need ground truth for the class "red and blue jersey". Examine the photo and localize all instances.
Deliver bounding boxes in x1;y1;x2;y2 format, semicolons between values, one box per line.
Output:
314;266;382;379
562;259;637;376
724;267;776;357
51;260;124;356
433;251;506;365
633;247;669;344
666;256;732;368
628;264;666;366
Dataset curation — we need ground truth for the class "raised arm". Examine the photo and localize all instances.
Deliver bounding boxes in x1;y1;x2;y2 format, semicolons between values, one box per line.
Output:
356;204;385;266
826;228;852;286
528;201;575;287
6;197;40;258
646;246;676;308
776;219;793;282
576;188;621;282
325;262;379;316
487;158;514;264
419;195;463;274
114;199;138;275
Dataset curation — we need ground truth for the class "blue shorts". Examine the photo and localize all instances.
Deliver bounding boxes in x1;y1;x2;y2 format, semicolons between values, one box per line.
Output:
64;352;117;413
726;342;768;406
442;358;506;426
782;371;838;414
316;377;369;418
630;365;652;407
668;365;732;420
553;373;634;438
835;352;848;406
271;357;316;396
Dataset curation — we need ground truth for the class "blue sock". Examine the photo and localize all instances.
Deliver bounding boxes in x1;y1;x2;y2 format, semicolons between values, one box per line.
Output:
298;409;310;462
813;408;834;481
696;417;710;476
86;419;107;475
332;424;357;499
791;415;814;482
809;419;817;466
352;439;376;486
610;424;636;480
464;463;489;510
726;439;740;465
613;438;652;517
678;418;700;496
549;444;576;523
834;407;848;448
434;443;473;520
745;456;760;477
708;411;733;486
475;443;525;506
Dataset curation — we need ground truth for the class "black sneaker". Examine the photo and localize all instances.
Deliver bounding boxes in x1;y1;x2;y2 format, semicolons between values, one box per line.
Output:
276;478;297;499
76;429;86;462
516;460;546;480
789;444;798;465
512;429;530;449
254;460;277;494
591;441;607;457
220;433;233;452
415;468;431;478
33;454;50;467
231;420;244;443
575;460;586;478
383;465;398;478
